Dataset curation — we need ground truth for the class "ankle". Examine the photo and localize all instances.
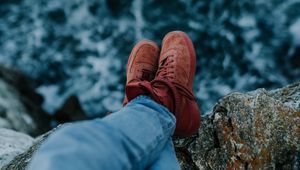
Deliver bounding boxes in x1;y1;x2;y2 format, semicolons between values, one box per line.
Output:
149;80;177;114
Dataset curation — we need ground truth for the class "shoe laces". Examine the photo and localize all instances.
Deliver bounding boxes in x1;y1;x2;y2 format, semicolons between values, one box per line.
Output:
156;55;175;80
156;55;195;101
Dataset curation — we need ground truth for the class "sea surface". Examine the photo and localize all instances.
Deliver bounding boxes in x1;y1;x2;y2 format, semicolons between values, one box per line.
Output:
0;0;299;116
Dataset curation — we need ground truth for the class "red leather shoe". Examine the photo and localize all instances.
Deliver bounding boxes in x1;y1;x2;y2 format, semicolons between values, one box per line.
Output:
155;31;201;136
123;40;160;105
126;31;201;137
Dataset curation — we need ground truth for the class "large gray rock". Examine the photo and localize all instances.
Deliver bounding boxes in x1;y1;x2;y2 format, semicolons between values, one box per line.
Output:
0;128;34;168
0;66;51;136
175;82;300;169
1;82;300;170
1;128;55;170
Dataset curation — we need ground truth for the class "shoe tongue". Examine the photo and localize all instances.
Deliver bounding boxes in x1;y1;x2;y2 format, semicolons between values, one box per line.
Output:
141;71;150;80
143;68;156;80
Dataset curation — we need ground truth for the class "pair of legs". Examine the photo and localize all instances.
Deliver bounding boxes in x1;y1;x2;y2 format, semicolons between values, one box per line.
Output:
28;31;201;169
28;96;180;169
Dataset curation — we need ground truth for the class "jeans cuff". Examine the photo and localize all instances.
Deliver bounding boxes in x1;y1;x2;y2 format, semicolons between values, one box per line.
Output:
127;95;176;134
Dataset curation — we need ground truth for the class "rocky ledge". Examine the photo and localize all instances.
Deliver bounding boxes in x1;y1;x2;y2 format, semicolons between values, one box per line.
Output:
0;65;299;169
174;82;300;170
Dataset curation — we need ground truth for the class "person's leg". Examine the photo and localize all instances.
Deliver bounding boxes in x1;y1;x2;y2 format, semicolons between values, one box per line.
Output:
27;95;175;170
147;138;180;170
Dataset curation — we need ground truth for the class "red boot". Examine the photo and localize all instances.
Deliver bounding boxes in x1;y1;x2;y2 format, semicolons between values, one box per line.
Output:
123;40;160;105
126;31;201;137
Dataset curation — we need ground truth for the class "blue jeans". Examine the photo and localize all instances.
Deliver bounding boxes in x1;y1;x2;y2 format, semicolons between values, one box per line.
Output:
28;96;180;170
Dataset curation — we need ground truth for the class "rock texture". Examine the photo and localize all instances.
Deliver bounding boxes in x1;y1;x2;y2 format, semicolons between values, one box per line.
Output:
1;127;58;170
175;82;300;169
53;95;88;124
1;82;300;170
0;66;51;136
0;128;34;168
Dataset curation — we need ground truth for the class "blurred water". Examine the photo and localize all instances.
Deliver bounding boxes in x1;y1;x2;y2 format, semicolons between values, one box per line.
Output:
0;0;299;116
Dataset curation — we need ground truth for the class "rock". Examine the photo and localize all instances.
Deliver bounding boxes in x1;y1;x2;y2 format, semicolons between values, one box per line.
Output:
0;65;51;136
0;128;34;168
1;83;300;169
1;127;59;170
175;82;300;169
53;95;88;124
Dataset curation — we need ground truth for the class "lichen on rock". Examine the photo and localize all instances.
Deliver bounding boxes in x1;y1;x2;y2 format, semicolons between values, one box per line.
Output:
175;82;300;170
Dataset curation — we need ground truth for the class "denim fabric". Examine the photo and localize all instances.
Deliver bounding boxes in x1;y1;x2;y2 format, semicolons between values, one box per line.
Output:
27;96;180;170
147;139;180;170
